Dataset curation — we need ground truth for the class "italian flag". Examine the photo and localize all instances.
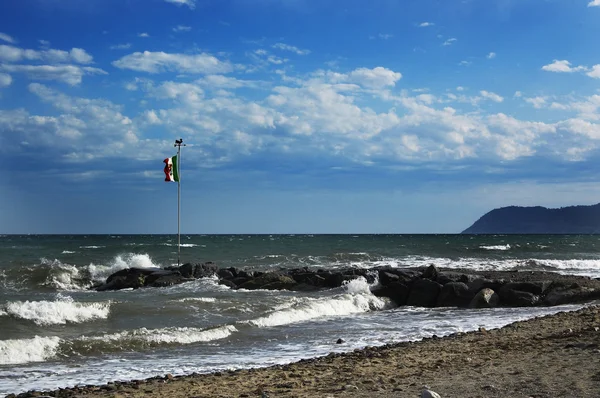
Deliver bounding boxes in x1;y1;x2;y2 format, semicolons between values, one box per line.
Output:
163;155;179;182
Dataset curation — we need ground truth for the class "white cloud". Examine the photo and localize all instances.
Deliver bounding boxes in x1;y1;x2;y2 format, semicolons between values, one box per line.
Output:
173;25;192;32
0;32;15;44
272;43;310;55
0;72;11;87
419;22;434;27
487;52;496;59
0;45;94;64
456;86;465;92
514;91;522;98
480;90;504;103
138;33;150;38
378;33;394;40
459;60;471;66
324;66;402;89
110;43;132;50
524;96;547;109
443;38;457;46
164;0;196;9
588;0;600;7
541;59;586;73
0;64;106;85
112;51;233;74
587;65;600;79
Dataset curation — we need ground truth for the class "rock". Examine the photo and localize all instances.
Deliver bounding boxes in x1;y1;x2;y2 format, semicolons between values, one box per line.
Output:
501;281;552;295
217;268;235;279
422;388;442;398
469;288;500;308
544;286;600;306
436;282;472;307
218;279;237;289
150;273;189;288
406;279;442;307
468;278;505;294
238;273;297;290
336;338;345;344
371;282;411;306
498;286;540;307
193;262;219;278
379;271;401;286
178;262;195;278
422;264;440;281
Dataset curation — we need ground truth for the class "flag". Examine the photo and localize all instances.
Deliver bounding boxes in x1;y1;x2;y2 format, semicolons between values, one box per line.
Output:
163;155;179;182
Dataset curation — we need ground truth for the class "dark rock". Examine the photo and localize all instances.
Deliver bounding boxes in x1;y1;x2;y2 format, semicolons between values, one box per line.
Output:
336;338;345;344
501;281;552;295
544;286;600;306
193;262;218;278
217;268;235;279
178;262;195;278
218;279;237;289
468;278;505;294
469;288;500;308
238;273;297;290
498;285;540;306
150;274;189;288
436;282;472;307
378;271;400;286
144;270;181;285
372;282;410;306
290;271;327;287
406;279;442;307
422;264;439;281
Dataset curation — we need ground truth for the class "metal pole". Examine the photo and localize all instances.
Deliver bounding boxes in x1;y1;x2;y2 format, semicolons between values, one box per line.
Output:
174;138;185;267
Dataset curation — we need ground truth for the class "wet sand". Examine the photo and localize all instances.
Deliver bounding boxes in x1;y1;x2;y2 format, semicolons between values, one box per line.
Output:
11;304;600;398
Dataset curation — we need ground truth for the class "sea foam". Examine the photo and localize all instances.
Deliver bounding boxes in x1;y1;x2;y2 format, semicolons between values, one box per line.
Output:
246;291;386;328
4;296;110;325
82;325;237;346
0;336;61;365
87;253;159;282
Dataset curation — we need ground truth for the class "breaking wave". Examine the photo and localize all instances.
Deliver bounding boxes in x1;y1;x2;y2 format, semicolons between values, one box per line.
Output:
3;295;111;325
0;336;61;365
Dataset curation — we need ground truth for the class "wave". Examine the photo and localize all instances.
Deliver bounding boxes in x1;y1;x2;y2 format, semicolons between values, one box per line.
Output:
160;243;198;248
80;246;105;249
245;278;386;328
61;250;76;254
480;244;511;251
87;253;160;283
0;336;61;365
2;295;110;325
173;297;217;303
77;325;236;350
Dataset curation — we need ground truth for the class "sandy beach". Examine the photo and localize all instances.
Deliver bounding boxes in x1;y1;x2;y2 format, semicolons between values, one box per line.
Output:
9;304;599;398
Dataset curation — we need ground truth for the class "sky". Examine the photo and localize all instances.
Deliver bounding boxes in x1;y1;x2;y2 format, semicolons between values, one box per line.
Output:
1;0;600;234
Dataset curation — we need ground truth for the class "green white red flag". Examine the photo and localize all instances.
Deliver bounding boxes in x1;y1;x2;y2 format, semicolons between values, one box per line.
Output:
163;155;179;182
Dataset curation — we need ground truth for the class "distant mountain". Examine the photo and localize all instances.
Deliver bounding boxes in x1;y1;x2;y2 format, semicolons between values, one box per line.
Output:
462;203;600;234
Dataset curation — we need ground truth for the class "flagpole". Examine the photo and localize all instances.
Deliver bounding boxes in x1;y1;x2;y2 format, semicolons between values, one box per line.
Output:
174;138;185;267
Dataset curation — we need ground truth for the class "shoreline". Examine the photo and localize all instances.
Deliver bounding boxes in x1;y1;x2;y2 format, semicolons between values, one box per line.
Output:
7;304;600;398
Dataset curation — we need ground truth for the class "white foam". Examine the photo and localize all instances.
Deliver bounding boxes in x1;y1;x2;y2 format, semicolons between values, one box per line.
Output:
161;243;197;247
87;253;159;282
83;325;236;346
0;336;61;365
480;244;511;250
174;297;217;303
80;246;105;249
4;296;111;325
61;250;76;254
40;258;86;290
246;293;386;328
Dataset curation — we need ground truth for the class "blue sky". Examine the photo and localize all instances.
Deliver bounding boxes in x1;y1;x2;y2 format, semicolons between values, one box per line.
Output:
1;0;600;234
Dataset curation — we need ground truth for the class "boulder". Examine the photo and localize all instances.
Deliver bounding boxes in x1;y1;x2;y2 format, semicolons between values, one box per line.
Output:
238;273;297;290
371;282;410;306
436;282;472;307
422;264;440;281
501;281;552;295
193;262;219;278
378;271;401;286
469;288;500;308
498;285;540;307
406;279;442;307
544;286;600;306
150;274;189;288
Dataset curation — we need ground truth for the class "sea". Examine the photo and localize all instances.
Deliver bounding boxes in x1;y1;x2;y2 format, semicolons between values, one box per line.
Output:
1;234;600;396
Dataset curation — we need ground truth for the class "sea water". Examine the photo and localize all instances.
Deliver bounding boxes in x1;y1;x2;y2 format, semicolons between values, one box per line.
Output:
1;234;599;395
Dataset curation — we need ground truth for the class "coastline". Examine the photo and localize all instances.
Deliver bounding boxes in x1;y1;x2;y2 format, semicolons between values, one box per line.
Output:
8;304;600;398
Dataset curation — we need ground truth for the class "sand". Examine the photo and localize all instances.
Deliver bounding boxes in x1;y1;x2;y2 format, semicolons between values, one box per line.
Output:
10;304;600;398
